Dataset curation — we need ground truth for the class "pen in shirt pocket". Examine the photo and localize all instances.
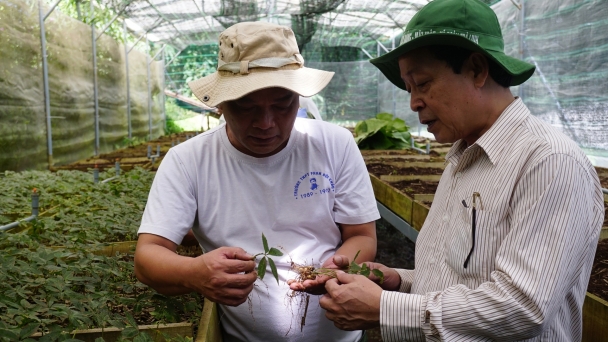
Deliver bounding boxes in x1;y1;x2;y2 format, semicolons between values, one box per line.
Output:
462;192;482;269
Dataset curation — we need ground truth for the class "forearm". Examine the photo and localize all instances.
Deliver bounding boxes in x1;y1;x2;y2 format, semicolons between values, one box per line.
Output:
335;234;377;263
335;221;377;264
135;242;196;296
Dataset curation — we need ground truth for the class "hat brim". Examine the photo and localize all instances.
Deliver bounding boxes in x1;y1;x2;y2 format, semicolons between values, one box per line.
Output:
188;67;335;107
370;34;535;90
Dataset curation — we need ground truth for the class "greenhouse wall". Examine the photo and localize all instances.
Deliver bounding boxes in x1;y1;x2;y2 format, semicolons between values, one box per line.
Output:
330;0;608;153
0;0;164;171
496;0;608;158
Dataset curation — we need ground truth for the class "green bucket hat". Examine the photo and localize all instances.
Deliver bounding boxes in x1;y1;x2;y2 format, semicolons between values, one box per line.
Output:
370;0;535;90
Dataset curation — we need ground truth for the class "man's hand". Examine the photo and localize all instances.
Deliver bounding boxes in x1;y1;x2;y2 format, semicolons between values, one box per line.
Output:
189;246;257;306
135;234;257;307
320;272;382;331
355;261;402;291
287;254;344;295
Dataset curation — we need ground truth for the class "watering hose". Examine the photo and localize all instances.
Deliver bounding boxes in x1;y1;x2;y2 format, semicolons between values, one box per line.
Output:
0;188;39;232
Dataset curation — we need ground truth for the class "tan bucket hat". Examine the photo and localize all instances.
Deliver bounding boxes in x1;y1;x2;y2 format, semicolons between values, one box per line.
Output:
188;21;334;108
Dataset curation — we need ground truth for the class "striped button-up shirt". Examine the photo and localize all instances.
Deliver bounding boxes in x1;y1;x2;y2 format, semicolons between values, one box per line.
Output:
380;98;604;341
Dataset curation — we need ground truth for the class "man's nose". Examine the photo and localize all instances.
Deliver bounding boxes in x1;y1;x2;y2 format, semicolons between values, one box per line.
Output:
253;108;275;129
410;93;425;112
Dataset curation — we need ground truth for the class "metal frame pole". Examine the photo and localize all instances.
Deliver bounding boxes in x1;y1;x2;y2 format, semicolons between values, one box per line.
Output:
518;0;525;100
123;20;132;139
96;6;128;41
39;0;53;170
161;48;167;134
91;0;100;156
146;36;153;141
38;0;65;170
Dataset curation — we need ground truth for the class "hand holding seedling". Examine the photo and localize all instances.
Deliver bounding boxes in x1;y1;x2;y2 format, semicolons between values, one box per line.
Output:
320;272;384;331
287;255;345;295
196;246;257;306
288;251;390;294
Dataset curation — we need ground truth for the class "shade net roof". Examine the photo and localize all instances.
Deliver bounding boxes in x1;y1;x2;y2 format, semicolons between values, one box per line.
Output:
109;0;434;51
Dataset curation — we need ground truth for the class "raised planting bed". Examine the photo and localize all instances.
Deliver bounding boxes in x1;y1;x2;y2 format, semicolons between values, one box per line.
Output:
0;245;203;342
195;298;222;342
585;239;608;341
54;131;201;173
366;156;443;231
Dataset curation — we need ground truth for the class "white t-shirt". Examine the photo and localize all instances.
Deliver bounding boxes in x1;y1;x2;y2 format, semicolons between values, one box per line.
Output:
139;118;380;342
299;96;322;120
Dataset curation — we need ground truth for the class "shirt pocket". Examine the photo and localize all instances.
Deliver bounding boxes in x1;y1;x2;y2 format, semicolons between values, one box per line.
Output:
444;205;498;279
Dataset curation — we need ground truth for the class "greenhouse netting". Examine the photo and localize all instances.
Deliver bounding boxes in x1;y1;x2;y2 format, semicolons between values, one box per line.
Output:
1;0;608;171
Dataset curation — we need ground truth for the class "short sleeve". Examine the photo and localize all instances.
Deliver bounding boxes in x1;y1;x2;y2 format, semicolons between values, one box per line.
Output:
138;149;198;244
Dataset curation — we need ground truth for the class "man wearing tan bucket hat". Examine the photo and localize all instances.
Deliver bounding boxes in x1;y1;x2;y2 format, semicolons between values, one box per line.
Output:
310;0;604;341
134;21;380;341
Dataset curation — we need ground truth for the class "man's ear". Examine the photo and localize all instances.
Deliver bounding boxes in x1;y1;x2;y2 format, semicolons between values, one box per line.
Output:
465;52;490;88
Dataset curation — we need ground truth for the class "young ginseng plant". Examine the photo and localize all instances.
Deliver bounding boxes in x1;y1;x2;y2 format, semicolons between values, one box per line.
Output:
292;250;385;284
251;233;284;285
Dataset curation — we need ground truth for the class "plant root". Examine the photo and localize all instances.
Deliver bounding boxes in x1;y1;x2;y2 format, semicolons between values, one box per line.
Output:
300;294;310;332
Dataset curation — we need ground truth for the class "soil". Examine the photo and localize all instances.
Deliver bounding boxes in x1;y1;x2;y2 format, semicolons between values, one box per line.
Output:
54;131;199;172
598;175;608;190
594;166;608;189
589;239;608;302
389;179;439;197
365;218;416;342
366;163;444;177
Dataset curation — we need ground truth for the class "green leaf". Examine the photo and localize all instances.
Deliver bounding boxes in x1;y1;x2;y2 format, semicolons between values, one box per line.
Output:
354;120;368;137
257;257;267;280
121;327;139;338
368;132;395;150
262;234;269;253
354;113;411;150
0;329;19;341
268;258;279;285
375;113;394;121
125;312;138;329
391;131;411;143
134;332;154;342
95;337;106;342
372;269;384;284
267;248;283;256
19;323;40;339
108;319;125;329
391;118;408;131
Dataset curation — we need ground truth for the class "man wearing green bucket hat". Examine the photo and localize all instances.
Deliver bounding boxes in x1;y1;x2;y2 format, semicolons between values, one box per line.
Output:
311;0;604;340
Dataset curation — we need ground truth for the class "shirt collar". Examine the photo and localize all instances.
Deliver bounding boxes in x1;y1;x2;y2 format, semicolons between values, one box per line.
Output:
445;97;530;167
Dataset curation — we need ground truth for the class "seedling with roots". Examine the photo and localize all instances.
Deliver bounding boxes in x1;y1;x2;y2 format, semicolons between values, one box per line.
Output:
251;233;284;285
289;250;384;332
291;250;384;284
250;234;385;334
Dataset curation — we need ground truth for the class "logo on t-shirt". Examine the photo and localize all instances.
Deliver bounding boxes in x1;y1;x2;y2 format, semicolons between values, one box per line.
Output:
293;171;335;199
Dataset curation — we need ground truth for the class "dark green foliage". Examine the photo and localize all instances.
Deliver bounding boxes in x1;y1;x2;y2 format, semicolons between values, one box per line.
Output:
0;168;155;248
165;45;219;98
0;246;202;341
354;113;411;150
165;119;184;135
